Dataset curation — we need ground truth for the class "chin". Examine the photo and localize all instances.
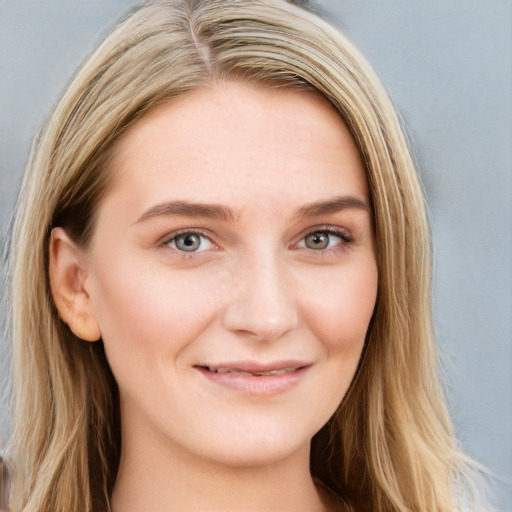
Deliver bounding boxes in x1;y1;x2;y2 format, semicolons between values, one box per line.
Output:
190;419;318;469
204;441;308;469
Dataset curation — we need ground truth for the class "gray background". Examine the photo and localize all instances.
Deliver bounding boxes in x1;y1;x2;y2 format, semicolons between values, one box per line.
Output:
1;1;511;509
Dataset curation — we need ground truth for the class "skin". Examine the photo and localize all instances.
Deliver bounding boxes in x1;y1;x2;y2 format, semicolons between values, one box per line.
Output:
50;81;378;511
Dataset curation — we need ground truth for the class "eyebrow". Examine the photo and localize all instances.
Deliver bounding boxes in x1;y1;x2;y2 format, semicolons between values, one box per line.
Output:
293;195;370;218
135;201;239;224
135;195;369;225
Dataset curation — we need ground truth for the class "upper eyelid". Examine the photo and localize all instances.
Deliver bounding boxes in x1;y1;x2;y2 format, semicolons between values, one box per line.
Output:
156;224;353;249
296;225;352;241
158;228;213;245
291;225;354;253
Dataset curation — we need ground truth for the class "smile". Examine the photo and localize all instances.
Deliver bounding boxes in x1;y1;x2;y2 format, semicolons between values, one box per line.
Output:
202;366;300;376
195;362;312;395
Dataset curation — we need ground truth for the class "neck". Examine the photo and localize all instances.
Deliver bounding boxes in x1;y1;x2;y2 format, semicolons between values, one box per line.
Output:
110;424;336;512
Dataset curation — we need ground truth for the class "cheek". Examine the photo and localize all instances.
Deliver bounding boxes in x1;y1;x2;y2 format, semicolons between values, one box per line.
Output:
87;256;221;374
300;260;378;356
295;259;377;422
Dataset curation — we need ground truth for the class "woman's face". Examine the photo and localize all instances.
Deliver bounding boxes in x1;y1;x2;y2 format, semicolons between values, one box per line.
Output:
83;81;378;467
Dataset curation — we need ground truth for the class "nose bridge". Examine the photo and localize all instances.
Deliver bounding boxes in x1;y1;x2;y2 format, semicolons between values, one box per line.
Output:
222;245;299;342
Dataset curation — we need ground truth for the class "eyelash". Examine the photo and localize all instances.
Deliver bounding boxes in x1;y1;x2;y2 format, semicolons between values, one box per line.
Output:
159;226;352;257
160;229;214;256
297;226;352;253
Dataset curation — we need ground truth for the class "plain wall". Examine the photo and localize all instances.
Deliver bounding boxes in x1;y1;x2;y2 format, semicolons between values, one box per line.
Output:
1;1;511;509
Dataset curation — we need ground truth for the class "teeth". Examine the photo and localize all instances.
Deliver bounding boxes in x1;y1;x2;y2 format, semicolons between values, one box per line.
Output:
206;366;296;376
216;368;253;376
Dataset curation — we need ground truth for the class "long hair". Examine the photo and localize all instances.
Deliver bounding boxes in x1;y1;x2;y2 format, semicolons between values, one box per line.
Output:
7;1;471;510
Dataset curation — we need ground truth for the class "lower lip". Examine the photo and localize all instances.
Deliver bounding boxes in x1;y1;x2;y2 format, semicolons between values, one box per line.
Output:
196;366;311;396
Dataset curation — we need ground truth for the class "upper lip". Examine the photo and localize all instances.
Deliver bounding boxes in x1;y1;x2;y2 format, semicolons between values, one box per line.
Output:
195;360;311;374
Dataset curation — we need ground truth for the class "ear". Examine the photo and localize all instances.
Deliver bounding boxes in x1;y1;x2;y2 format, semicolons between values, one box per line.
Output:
49;227;101;342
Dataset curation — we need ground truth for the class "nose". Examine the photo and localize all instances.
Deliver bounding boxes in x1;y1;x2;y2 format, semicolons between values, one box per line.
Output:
221;251;299;342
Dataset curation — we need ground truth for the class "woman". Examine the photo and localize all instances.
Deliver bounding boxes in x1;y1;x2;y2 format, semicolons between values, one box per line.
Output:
5;0;480;510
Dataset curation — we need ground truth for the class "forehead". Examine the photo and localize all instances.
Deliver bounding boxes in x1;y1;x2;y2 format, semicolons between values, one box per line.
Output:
100;80;369;222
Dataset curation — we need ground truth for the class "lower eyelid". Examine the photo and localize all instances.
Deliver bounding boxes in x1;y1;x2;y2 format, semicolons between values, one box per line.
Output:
158;227;353;252
301;229;351;245
161;231;214;250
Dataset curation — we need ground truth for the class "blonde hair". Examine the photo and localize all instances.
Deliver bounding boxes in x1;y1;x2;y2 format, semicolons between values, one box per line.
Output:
7;0;472;510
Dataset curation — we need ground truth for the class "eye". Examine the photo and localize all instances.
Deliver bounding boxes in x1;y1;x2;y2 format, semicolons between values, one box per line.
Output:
166;232;213;253
299;228;351;251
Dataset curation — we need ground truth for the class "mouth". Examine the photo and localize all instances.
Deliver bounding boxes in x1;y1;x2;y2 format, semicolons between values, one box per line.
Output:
194;361;311;395
199;365;302;377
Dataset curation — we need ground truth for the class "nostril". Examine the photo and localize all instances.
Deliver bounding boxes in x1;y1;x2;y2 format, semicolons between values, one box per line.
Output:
220;261;299;341
222;308;299;342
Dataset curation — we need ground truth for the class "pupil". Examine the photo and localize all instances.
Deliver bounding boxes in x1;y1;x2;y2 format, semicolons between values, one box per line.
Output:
306;232;329;249
177;234;200;251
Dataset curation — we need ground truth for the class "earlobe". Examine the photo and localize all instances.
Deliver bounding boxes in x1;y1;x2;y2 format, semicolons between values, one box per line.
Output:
49;227;101;342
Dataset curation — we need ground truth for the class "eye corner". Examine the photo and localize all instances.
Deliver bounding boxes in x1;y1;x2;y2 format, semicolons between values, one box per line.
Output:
159;229;217;255
295;225;352;251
